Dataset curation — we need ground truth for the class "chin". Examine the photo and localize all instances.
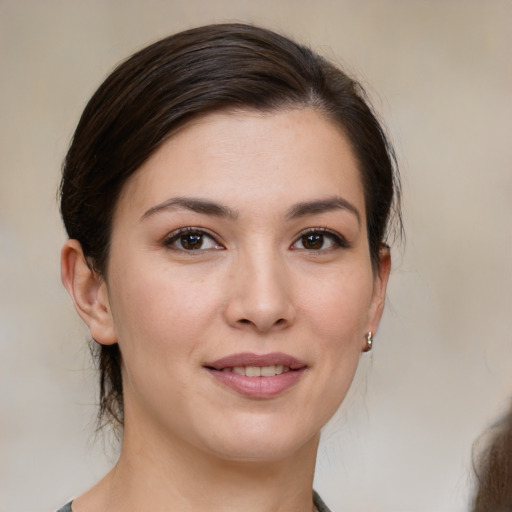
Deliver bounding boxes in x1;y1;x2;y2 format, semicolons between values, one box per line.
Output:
195;418;320;464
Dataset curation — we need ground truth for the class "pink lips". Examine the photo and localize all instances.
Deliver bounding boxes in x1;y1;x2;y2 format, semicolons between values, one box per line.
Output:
204;352;307;399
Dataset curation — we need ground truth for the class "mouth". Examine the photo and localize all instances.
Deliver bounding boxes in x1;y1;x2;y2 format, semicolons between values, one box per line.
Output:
219;365;291;377
204;352;307;398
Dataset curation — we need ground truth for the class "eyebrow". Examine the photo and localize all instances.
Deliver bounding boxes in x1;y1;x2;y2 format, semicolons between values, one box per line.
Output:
286;197;361;225
141;195;361;225
141;197;238;220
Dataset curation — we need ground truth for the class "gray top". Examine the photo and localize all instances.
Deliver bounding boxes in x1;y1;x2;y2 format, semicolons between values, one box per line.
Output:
57;491;331;511
313;490;332;511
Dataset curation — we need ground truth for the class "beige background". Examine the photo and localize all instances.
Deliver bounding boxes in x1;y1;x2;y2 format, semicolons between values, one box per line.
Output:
1;1;511;511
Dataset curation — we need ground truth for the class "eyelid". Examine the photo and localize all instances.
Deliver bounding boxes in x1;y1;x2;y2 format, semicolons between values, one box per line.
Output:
291;227;351;250
163;227;225;250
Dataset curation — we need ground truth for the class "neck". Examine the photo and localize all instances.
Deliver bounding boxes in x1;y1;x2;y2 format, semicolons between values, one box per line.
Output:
77;417;319;512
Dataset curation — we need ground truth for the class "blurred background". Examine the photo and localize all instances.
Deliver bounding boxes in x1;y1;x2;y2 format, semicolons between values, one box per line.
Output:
1;1;511;511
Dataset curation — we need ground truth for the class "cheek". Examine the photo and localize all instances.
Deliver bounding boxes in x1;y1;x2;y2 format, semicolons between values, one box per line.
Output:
108;261;223;359
293;265;374;412
299;266;374;345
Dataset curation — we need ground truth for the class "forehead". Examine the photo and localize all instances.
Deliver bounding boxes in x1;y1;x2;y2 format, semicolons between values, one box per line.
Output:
115;108;365;221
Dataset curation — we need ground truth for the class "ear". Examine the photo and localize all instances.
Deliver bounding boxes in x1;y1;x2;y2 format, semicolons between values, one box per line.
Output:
61;239;117;345
364;244;391;343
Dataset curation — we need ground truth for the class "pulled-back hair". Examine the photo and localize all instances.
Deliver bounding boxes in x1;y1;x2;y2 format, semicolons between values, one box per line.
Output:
60;23;401;430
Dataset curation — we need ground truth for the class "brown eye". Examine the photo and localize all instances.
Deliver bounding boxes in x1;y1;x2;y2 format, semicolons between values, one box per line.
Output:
301;233;324;250
291;229;349;251
180;233;204;250
165;229;223;251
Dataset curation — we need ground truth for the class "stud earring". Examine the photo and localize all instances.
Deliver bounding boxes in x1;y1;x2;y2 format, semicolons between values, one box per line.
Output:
363;331;373;352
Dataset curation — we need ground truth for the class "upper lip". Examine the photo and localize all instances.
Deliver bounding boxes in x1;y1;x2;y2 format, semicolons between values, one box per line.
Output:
205;352;307;371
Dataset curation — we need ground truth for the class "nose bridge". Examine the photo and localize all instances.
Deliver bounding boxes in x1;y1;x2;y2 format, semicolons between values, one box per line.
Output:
225;244;295;332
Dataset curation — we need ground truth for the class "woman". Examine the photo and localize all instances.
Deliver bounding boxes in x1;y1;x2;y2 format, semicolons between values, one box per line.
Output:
58;23;401;512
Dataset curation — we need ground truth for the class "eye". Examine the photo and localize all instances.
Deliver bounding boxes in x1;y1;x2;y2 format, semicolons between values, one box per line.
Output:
164;228;223;251
291;229;349;251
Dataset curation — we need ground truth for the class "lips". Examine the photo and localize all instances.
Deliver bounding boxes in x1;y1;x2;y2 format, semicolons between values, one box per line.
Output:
228;365;288;377
206;352;306;371
204;352;307;398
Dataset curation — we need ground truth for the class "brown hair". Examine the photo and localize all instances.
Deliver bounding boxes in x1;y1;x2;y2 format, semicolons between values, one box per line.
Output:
60;23;402;429
472;402;512;512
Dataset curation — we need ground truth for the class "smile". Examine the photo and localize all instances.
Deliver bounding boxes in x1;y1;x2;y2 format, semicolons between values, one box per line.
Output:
205;353;307;398
222;365;290;377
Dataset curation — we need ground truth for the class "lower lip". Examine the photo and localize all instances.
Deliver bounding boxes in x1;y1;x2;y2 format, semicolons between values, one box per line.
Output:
207;368;306;398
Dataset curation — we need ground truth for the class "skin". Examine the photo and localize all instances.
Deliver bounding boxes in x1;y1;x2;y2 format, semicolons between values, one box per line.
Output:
62;107;390;512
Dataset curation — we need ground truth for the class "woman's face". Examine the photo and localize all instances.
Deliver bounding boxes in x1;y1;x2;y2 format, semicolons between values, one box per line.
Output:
95;108;389;462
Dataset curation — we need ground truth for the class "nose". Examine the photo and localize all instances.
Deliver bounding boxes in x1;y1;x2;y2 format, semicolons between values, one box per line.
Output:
223;248;296;333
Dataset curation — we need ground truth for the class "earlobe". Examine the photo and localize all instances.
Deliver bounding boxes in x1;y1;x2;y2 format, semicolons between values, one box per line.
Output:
61;240;117;345
365;244;391;342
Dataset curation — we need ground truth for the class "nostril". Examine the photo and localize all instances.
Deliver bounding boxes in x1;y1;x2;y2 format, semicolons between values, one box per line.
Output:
236;317;287;329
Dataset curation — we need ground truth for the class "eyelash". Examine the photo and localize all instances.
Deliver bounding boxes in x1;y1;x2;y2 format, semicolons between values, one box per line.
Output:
291;228;351;251
163;227;350;252
163;227;224;252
